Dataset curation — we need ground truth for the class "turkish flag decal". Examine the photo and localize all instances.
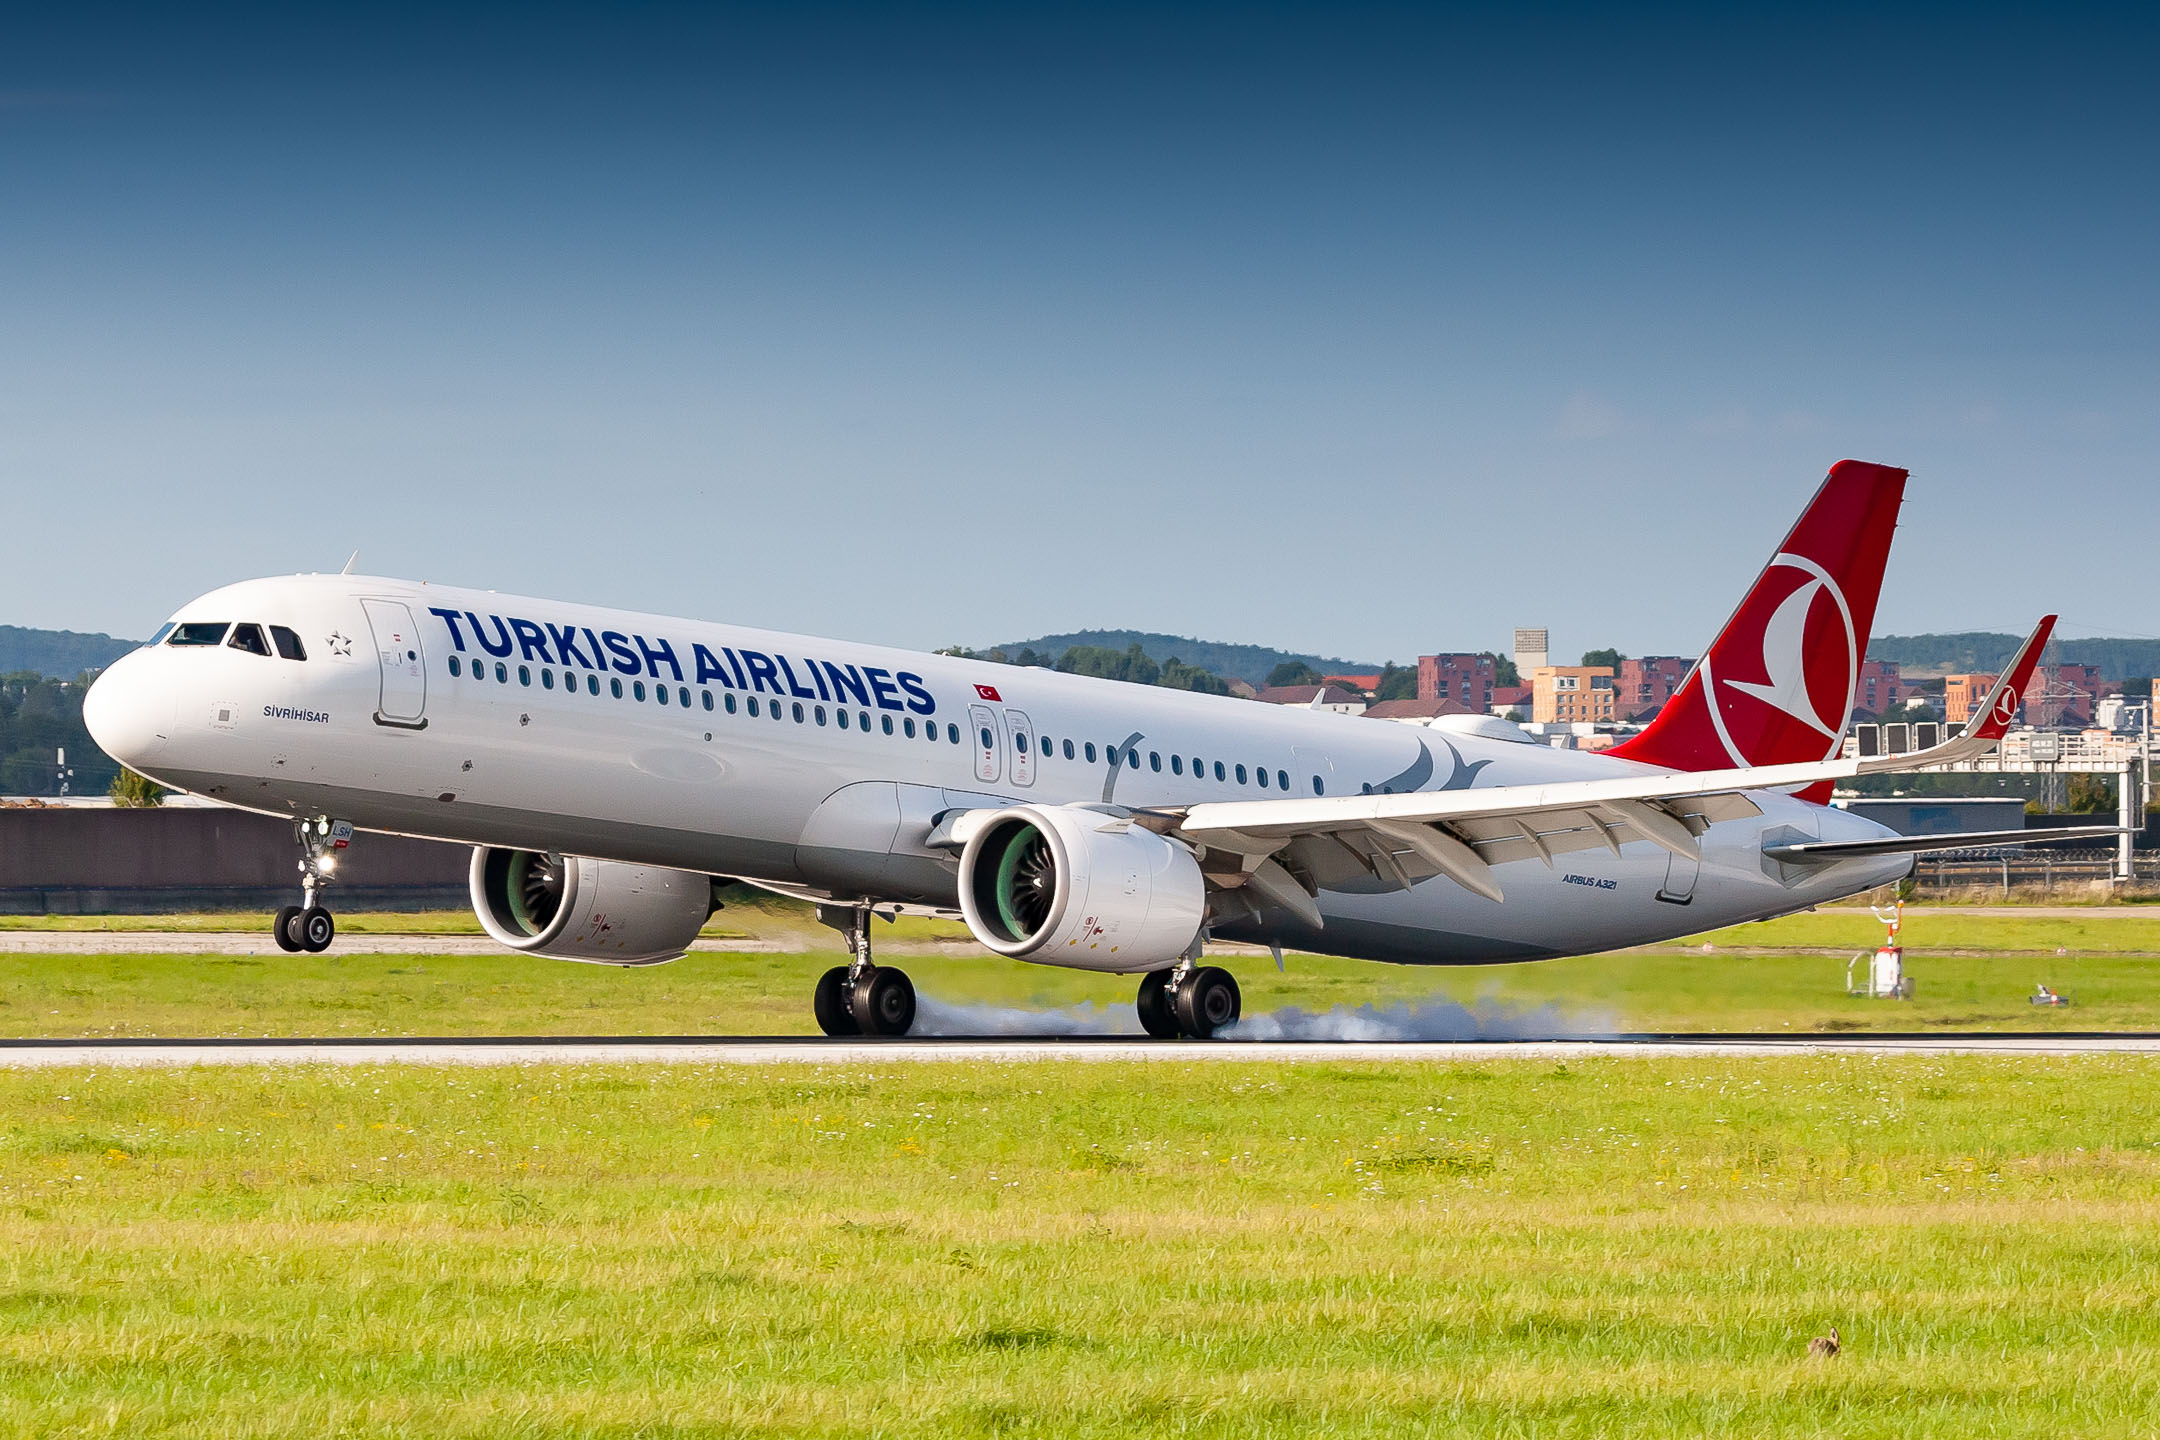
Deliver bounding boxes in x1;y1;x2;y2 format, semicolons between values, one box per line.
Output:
974;683;1002;701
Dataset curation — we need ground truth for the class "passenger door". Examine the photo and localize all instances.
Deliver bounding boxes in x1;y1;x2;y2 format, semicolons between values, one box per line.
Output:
361;599;428;728
967;704;1003;784
1004;709;1036;787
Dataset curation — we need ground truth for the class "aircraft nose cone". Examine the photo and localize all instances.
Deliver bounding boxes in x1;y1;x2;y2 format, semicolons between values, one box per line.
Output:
82;651;169;770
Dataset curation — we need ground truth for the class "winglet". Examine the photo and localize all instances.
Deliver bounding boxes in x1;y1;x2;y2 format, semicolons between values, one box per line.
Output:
1851;614;2056;774
1955;615;2056;743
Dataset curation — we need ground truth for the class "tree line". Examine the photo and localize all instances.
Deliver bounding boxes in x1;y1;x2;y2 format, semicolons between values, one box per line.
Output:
0;671;122;797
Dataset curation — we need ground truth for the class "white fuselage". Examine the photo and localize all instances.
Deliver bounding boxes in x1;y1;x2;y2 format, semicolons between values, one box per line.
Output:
83;574;1911;967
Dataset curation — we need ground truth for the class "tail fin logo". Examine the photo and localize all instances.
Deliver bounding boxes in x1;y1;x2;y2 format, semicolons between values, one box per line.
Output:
1700;552;1856;767
1993;684;2021;728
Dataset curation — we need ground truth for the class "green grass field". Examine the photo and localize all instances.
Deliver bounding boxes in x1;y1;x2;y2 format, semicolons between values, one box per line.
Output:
3;1055;2158;1436
3;901;2158;1038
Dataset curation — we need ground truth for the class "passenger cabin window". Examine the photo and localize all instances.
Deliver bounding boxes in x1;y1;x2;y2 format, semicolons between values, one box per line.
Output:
449;656;462;677
227;624;271;657
268;625;307;660
168;622;230;647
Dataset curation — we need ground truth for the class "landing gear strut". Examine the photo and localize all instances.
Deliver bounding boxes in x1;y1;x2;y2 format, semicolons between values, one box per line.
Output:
1137;961;1241;1039
273;816;349;954
813;903;915;1037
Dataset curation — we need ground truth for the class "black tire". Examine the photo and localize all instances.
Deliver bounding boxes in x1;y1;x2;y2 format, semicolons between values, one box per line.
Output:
273;905;304;953
814;966;860;1036
1173;966;1241;1039
851;967;916;1037
298;907;336;953
1136;970;1180;1039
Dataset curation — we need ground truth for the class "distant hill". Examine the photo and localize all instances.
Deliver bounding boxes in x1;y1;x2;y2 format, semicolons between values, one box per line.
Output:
1870;633;2160;681
0;625;138;679
981;630;1382;687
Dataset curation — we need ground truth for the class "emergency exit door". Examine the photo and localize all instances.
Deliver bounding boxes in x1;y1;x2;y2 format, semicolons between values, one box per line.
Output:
967;704;1002;784
361;599;428;728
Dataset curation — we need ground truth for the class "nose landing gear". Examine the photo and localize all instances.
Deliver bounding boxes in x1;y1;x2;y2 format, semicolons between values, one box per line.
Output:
813;903;916;1037
273;816;351;954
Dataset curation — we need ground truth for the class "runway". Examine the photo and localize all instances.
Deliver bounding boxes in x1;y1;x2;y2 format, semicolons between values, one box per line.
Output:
4;1032;2158;1066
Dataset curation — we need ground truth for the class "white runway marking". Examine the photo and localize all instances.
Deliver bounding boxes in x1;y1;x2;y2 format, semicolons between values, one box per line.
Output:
3;1035;2158;1066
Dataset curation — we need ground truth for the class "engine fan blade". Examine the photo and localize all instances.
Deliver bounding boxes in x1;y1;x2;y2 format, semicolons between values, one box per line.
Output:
1010;831;1057;932
520;854;564;929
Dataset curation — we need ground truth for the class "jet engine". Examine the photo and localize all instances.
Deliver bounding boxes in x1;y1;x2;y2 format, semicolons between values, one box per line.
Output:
956;805;1205;972
470;848;716;965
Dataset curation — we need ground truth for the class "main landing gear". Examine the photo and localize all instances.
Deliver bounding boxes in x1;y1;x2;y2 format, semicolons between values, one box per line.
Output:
273;816;350;954
813;903;916;1038
1137;962;1242;1040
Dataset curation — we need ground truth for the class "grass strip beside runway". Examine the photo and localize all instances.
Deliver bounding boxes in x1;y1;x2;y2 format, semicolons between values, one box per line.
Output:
1;1055;2157;1437
6;934;2160;1037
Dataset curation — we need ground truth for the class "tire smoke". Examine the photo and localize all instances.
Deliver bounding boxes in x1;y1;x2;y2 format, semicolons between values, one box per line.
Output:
906;987;1611;1041
908;991;1144;1037
1222;996;1616;1042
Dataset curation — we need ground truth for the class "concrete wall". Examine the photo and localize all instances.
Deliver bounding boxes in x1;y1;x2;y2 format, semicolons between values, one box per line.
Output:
0;808;470;913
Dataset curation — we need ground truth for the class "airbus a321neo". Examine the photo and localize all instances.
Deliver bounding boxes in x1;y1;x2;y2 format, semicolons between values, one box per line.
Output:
84;461;2079;1037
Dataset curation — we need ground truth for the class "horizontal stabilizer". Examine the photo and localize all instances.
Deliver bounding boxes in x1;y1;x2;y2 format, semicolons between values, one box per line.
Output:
1765;825;2130;864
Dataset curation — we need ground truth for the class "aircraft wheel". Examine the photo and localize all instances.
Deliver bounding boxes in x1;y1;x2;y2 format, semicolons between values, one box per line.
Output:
813;966;860;1036
273;905;305;953
298;907;336;953
1136;970;1180;1039
1173;966;1241;1039
851;967;916;1037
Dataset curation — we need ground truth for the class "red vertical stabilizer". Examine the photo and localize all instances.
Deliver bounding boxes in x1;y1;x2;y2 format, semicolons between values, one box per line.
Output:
1608;460;1907;800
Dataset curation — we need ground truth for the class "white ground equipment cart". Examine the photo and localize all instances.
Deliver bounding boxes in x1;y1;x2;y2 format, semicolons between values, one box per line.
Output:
1846;900;1916;1000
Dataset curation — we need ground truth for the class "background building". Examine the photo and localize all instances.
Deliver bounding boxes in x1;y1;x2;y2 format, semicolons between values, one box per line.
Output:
1943;672;1999;725
1615;656;1690;719
1254;683;1366;715
2026;663;2103;726
1416;653;1495;710
1532;665;1615;723
1855;660;1912;718
1512;627;1549;675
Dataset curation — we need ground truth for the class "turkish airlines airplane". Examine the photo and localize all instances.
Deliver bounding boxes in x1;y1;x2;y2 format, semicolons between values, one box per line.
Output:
84;461;2074;1037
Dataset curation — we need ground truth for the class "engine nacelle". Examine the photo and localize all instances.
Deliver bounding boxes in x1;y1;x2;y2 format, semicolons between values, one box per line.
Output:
957;805;1205;972
470;848;714;965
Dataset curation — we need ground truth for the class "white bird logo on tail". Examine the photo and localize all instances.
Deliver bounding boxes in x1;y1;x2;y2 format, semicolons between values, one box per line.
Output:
1725;575;1844;738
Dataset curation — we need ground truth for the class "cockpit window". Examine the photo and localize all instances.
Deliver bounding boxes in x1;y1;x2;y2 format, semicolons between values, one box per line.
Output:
147;623;176;647
227;623;271;657
168;622;230;646
268;625;308;661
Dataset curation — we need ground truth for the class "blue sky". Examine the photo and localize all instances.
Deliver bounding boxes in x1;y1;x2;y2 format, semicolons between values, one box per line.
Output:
4;3;2155;664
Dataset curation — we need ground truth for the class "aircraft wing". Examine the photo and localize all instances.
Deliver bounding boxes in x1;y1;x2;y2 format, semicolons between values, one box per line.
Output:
1157;616;2059;919
1764;825;2130;863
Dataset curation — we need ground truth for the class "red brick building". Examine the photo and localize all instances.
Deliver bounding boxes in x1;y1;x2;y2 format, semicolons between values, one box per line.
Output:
1854;660;1910;718
1615;656;1691;720
2025;664;2103;726
1417;653;1495;710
